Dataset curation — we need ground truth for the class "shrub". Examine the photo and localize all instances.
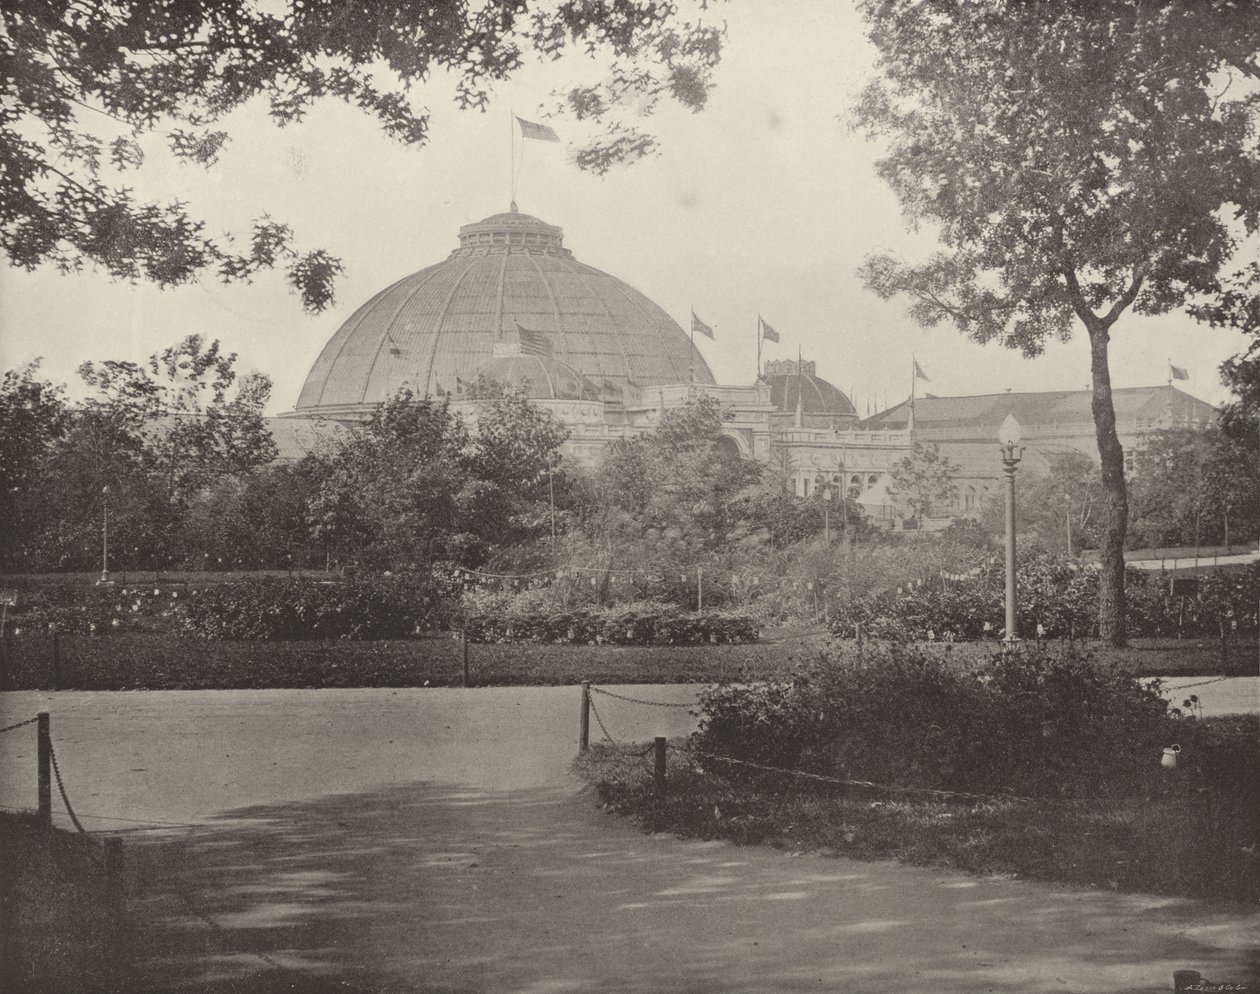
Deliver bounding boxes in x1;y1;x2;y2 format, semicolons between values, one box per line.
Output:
830;553;1259;641
692;641;1178;800
464;606;759;645
180;575;451;640
2;583;182;636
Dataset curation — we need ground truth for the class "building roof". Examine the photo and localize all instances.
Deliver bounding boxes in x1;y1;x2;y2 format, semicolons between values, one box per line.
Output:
762;359;857;417
864;385;1216;436
294;207;713;415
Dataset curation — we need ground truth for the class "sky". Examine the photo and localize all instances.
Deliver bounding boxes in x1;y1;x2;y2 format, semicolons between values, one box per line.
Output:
0;1;1249;416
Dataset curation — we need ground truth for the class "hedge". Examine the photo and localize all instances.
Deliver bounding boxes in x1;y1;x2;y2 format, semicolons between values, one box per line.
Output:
465;608;759;645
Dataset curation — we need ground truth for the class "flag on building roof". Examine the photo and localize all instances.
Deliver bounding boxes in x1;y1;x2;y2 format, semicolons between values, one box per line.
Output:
516;116;560;142
759;315;780;342
1169;363;1189;381
913;358;930;381
515;321;554;357
385;331;402;357
691;310;715;339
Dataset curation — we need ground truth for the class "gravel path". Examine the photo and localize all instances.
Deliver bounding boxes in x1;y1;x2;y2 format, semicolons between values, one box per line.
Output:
1;686;1256;993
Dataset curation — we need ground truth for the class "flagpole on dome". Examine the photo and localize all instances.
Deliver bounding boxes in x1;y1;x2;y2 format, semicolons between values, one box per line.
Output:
509;107;516;210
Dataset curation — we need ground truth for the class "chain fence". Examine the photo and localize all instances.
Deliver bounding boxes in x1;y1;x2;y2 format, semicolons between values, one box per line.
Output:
583;683;1159;809
0;715;39;735
588;686;695;709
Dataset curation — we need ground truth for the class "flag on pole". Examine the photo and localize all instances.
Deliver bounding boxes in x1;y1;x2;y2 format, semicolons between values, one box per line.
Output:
759;316;780;342
691;310;715;339
515;321;554;357
385;331;402;357
516;116;560;142
1169;364;1189;381
913;358;930;381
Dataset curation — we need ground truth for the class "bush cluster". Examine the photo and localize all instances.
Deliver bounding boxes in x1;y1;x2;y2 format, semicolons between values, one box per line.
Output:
464;606;759;645
831;554;1259;641
692;642;1177;800
180;575;452;640
2;583;184;636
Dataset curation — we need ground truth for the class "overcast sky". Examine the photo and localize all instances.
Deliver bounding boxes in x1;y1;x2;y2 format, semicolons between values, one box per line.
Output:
1;1;1248;416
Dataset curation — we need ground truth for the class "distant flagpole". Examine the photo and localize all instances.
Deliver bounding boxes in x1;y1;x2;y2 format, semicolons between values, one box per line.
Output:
509;107;515;209
690;305;695;384
756;315;762;379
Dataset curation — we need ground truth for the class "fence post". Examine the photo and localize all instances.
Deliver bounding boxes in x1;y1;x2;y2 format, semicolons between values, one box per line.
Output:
654;737;667;798
697;567;703;612
855;622;864;647
51;632;60;691
37;712;51;826
461;628;470;688
579;682;591;753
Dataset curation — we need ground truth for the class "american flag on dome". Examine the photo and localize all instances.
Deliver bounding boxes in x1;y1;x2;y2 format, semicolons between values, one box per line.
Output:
516;322;554;357
516;116;560;142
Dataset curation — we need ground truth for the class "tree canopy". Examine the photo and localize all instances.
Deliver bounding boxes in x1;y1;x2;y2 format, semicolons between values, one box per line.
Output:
854;0;1260;641
887;440;959;521
3;0;724;310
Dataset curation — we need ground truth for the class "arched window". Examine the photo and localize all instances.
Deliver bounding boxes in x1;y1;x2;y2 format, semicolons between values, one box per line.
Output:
868;474;879;487
965;485;976;511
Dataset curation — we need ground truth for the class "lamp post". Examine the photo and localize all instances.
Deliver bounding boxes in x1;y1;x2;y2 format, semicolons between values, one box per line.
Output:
96;485;113;586
822;483;833;543
998;414;1024;647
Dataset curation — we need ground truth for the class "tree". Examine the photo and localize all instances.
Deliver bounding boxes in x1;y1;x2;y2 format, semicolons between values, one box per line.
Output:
1128;426;1259;550
77;334;277;507
887;441;959;520
3;1;723;310
855;0;1260;642
0;361;71;569
980;451;1104;554
310;387;569;568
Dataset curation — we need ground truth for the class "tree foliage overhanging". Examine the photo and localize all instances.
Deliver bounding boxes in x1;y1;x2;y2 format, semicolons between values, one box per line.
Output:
853;0;1260;642
2;0;724;310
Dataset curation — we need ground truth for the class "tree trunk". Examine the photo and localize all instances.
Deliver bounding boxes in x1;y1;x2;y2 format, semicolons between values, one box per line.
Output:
1087;320;1128;645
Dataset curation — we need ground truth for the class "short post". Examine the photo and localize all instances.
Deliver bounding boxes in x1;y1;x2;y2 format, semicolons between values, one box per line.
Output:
697;567;703;612
579;681;591;753
855;621;863;647
654;737;667;798
461;628;470;688
37;712;51;826
51;632;60;691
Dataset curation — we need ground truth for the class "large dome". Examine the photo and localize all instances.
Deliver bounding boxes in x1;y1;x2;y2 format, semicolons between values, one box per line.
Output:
295;207;714;414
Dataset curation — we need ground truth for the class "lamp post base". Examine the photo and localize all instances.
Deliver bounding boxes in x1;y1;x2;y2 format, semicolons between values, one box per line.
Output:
95;572;114;587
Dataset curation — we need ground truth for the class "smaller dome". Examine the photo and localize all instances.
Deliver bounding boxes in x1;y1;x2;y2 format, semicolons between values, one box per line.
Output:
763;359;856;417
473;353;601;402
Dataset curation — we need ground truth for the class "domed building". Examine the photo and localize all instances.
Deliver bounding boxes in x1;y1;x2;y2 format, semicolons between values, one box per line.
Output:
294;207;713;418
277;204;1217;528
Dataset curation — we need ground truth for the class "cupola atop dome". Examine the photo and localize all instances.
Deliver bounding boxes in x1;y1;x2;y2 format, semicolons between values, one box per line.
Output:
453;205;568;257
294;206;714;417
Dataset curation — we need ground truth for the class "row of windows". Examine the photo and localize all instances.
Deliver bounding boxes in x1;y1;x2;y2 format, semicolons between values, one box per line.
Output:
798;473;880;498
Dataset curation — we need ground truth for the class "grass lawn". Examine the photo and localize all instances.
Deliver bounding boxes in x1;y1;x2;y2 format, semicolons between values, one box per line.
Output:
0;630;1253;691
576;714;1260;904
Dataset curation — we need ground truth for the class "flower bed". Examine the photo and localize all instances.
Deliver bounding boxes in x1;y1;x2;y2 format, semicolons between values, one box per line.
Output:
465;607;759;645
830;554;1259;641
179;575;453;640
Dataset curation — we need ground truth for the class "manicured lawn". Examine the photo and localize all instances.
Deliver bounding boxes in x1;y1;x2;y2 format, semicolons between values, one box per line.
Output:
0;630;1252;691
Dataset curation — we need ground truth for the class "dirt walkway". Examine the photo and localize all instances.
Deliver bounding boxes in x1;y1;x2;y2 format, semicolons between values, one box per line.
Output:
2;688;1255;992
125;780;1257;994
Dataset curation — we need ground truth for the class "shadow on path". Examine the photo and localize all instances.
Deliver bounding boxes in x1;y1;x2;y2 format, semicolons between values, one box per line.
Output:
123;780;1259;994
